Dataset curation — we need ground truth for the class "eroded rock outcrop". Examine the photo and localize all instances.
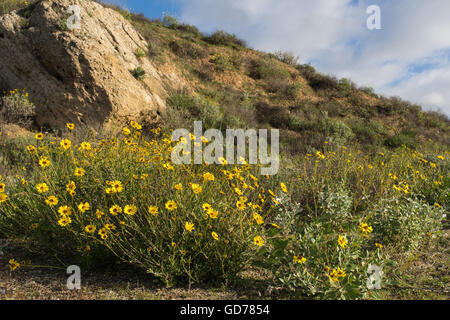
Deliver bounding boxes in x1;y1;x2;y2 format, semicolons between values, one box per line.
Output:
0;0;186;129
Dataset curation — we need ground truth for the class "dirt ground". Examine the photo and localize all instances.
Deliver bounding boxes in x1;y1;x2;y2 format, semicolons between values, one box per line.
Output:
0;232;448;300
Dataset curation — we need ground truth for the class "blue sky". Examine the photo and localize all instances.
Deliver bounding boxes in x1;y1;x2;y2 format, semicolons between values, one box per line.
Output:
122;0;179;18
107;0;450;116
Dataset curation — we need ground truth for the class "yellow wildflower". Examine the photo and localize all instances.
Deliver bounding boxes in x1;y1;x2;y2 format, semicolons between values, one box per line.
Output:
293;255;307;264
96;209;104;219
203;172;215;181
36;183;49;193
45;196;58;206
359;222;373;234
39;156;51;168
191;183;202;194
85;225;96;233
0;193;8;204
123;127;131;135
9;259;20;271
58;205;72;216
80;142;91;151
338;235;348;248
165;200;177;211
130;120;142;130
78;202;90;213
58;216;72;227
207;208;219;219
202;203;212;211
253;236;264;247
60;139;72;150
110;180;123;193
124;204;137;215
253;213;264;225
234;187;243;196
185;222;195;232
174;183;183;191
109;205;122;215
236;200;246;210
26;145;37;153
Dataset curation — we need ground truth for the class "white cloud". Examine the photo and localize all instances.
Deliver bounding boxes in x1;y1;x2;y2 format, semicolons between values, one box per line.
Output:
384;67;450;113
176;0;450;116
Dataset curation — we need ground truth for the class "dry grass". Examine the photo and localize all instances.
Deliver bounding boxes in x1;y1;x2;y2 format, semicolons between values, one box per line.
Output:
378;230;449;300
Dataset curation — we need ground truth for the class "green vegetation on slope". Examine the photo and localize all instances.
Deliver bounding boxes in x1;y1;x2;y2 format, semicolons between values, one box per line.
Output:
97;2;449;155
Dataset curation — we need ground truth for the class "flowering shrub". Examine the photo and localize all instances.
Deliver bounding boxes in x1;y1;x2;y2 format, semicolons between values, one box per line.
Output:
0;122;271;285
254;146;448;299
257;185;386;299
369;197;445;252
0;89;35;126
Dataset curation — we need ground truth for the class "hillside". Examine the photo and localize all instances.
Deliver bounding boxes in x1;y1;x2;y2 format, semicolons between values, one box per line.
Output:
100;3;449;151
0;0;449;155
126;7;450;154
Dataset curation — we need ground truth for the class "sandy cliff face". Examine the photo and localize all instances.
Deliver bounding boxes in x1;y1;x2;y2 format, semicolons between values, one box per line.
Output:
0;0;187;129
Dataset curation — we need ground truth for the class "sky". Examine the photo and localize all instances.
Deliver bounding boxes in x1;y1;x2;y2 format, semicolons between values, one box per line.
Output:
106;0;450;116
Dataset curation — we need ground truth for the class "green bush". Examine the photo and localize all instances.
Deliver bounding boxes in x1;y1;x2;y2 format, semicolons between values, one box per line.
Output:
350;119;384;145
369;197;445;252
249;58;290;81
203;30;246;48
169;40;207;59
337;78;355;97
304;72;339;94
421;111;449;130
361;86;377;97
257;186;387;299
162;13;178;28
253;146;448;299
167;94;224;130
130;67;146;80
175;23;201;36
146;41;163;61
0;120;447;297
210;53;233;71
287;115;302;131
286;112;353;146
384;131;417;149
265;79;300;100
319;101;347;118
255;102;290;128
296;64;316;77
324;118;354;146
0;133;35;180
273;51;300;67
0;89;35;126
134;47;146;59
376;96;410;116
